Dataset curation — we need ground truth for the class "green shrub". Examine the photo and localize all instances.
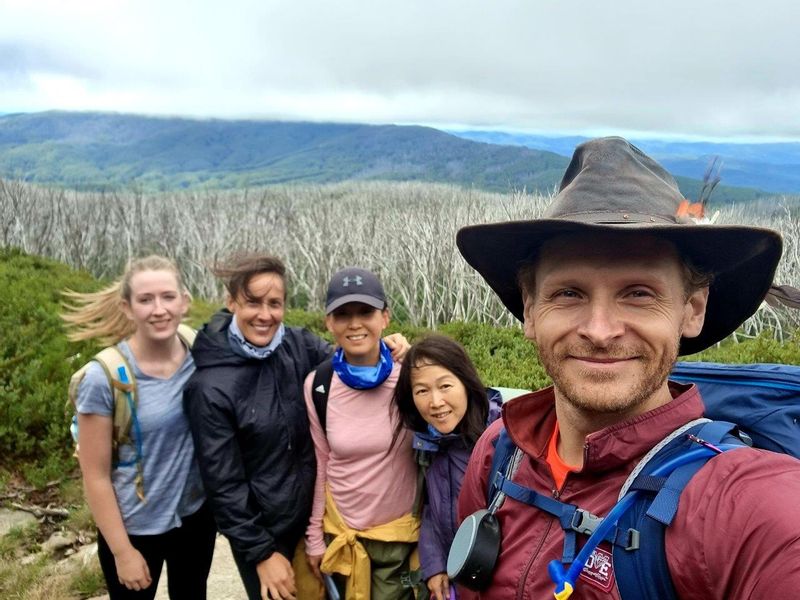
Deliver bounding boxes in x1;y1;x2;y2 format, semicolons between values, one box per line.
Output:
693;333;800;364
438;321;551;390
3;248;798;487
0;248;99;482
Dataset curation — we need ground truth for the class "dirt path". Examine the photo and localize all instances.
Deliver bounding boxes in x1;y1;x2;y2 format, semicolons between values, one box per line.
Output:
164;534;245;600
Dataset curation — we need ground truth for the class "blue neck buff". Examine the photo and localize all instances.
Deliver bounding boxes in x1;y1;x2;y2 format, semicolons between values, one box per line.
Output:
228;316;285;360
427;424;445;438
332;340;394;389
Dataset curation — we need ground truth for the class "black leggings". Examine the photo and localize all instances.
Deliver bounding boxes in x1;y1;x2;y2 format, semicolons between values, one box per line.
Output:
97;503;217;600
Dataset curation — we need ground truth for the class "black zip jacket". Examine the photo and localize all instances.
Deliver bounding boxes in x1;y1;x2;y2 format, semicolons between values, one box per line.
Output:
183;311;332;565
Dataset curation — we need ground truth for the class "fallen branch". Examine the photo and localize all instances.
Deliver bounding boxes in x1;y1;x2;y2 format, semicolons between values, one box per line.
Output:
0;491;24;500
10;502;70;518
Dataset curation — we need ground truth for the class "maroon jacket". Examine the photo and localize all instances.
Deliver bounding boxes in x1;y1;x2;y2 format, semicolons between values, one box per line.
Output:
457;382;800;599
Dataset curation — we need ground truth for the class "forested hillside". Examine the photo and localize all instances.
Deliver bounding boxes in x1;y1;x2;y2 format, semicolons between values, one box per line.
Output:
0;111;568;193
453;129;799;196
0;111;768;201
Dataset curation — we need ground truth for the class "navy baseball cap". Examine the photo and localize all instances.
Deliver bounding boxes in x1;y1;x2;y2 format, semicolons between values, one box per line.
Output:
325;267;387;314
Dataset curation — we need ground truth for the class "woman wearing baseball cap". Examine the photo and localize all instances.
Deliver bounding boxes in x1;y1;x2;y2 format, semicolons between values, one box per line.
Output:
304;267;420;600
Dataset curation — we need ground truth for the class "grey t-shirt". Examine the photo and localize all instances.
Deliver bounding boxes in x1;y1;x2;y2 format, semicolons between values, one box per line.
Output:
76;340;205;535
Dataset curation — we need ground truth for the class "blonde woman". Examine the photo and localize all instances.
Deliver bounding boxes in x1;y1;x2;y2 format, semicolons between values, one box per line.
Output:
63;256;215;600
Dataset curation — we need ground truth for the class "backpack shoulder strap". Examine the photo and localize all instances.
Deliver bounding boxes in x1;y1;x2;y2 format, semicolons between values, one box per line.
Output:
486;427;518;505
176;323;197;348
68;361;95;411
613;419;747;600
92;346;137;448
67;345;137;458
69;346;134;408
311;357;334;432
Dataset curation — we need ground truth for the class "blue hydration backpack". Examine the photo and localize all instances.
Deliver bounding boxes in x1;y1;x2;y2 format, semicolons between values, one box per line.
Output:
485;361;800;600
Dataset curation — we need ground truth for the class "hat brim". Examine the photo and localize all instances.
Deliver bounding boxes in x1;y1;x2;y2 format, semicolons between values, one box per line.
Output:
456;219;782;355
326;294;386;314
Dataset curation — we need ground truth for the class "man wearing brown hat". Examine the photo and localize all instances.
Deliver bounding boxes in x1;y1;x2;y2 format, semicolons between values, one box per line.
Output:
454;137;800;598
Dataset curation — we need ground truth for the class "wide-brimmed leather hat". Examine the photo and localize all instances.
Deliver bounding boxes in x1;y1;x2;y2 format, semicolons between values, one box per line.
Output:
456;136;782;355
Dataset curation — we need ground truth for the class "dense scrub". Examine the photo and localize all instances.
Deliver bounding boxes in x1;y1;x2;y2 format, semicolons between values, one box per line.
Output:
3;250;800;485
0;249;99;483
3;179;799;336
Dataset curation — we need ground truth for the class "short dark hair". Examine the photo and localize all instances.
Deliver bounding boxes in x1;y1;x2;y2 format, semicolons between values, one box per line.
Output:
391;334;489;450
680;256;714;296
213;253;287;301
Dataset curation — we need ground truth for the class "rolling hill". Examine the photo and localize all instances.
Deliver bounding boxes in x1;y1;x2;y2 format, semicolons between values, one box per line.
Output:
0;111;568;193
451;130;800;196
0;111;768;202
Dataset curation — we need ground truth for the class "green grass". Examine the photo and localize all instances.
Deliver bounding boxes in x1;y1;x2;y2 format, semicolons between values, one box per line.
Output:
0;551;105;600
68;563;106;598
0;491;104;599
0;552;50;599
0;523;40;560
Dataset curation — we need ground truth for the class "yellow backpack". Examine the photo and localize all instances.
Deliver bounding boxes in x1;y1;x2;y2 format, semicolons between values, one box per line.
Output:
67;323;196;502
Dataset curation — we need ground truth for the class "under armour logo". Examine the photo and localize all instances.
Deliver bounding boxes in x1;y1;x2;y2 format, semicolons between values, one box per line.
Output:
342;276;363;287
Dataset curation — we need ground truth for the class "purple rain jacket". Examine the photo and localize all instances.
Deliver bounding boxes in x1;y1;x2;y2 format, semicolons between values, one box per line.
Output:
412;389;503;584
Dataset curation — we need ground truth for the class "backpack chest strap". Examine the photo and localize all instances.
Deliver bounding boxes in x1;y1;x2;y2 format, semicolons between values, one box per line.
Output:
493;472;636;564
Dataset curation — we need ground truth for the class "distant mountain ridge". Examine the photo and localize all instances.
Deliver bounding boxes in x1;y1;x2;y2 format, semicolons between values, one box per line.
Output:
0;111;568;193
450;130;800;195
0;111;768;201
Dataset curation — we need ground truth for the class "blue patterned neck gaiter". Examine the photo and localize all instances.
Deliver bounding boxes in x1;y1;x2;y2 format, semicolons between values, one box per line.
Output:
332;340;394;389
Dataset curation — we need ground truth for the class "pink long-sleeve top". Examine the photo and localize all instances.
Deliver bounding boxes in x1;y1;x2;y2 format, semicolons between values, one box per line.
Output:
303;363;417;556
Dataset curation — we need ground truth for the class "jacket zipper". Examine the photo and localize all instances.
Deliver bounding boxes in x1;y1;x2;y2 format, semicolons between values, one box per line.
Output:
516;513;556;599
516;447;585;598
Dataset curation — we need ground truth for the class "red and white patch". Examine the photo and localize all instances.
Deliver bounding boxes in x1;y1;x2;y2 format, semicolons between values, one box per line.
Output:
579;545;615;592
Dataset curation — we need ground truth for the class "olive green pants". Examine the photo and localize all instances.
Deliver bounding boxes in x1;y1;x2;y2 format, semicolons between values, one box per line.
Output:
325;535;416;599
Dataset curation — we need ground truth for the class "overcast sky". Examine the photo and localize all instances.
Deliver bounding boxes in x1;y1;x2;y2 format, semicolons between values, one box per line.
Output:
2;0;799;140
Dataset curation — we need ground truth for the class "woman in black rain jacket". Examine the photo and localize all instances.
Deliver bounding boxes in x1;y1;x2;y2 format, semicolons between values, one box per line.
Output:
184;253;407;600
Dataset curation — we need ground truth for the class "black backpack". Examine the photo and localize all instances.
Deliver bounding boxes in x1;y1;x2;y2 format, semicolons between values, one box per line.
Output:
310;358;335;431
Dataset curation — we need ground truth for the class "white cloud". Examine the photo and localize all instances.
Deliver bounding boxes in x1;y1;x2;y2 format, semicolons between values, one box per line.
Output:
1;0;799;139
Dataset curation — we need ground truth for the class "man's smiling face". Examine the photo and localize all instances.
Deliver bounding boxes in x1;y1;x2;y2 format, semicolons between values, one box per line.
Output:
522;232;708;418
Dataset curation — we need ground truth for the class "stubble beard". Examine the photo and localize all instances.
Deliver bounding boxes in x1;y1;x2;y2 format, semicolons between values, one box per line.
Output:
538;339;680;416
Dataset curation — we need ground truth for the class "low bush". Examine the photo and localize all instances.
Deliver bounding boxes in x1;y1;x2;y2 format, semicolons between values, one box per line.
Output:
2;248;799;487
0;249;99;484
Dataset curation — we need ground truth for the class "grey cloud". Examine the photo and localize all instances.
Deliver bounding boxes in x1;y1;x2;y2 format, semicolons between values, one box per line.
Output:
2;0;799;138
0;42;101;81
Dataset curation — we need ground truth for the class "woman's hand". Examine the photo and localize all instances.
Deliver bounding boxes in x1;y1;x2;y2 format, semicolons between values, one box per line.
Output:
257;552;296;600
114;546;152;590
427;572;451;600
305;552;325;581
383;332;410;362
79;413;151;592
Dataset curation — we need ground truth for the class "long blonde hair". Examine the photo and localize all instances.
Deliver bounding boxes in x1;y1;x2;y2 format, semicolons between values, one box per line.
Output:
61;256;186;346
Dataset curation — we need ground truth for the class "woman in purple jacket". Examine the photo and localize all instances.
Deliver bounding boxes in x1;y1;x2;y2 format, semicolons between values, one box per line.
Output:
391;334;502;600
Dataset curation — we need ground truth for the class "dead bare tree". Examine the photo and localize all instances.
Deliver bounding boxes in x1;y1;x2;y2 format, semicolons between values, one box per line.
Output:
2;177;798;338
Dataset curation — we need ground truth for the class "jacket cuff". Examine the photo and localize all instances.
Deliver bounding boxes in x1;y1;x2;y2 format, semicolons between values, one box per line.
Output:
421;555;447;581
237;538;277;566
